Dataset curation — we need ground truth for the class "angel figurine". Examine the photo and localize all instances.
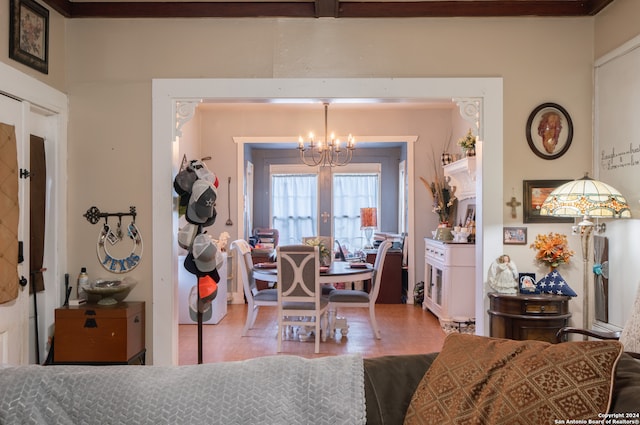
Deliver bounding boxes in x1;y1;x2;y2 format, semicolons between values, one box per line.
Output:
488;254;518;294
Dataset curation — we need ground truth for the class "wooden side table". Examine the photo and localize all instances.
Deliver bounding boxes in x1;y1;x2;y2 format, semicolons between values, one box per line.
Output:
53;301;145;365
488;293;571;343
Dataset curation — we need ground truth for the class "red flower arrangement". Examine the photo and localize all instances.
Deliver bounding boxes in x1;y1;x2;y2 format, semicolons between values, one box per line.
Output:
530;232;575;269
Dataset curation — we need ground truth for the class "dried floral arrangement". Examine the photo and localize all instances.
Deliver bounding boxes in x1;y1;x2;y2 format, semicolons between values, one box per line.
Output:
530;232;575;269
420;148;457;224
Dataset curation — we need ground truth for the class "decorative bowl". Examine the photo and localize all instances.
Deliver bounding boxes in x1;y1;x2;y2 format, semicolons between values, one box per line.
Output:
81;277;138;305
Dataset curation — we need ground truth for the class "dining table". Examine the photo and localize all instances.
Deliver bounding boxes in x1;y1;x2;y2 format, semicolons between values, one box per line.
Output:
252;260;374;340
252;260;374;286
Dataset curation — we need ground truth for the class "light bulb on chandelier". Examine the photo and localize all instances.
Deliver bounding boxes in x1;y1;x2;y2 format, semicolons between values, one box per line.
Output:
298;103;355;167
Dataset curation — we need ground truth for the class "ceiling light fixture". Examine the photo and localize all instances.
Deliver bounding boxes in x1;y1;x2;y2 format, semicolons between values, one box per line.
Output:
298;103;355;167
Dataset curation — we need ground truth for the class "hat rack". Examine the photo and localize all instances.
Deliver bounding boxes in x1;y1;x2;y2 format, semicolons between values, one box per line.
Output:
84;206;137;225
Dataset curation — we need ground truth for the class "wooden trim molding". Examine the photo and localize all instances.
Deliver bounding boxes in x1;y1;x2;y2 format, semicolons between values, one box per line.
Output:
41;0;616;19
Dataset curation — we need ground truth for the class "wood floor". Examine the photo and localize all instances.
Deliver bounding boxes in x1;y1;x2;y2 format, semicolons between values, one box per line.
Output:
178;303;447;364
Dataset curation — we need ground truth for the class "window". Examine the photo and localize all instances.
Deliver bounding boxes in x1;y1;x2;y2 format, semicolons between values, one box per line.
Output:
270;163;380;250
270;164;318;245
332;163;380;251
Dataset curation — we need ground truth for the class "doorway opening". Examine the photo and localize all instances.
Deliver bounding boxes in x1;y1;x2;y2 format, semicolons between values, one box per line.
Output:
152;78;504;366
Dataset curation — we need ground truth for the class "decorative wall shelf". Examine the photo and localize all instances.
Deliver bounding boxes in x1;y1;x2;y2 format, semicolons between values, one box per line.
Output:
443;157;476;200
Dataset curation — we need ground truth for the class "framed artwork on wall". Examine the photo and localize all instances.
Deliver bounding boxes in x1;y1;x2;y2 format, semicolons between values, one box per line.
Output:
9;0;49;74
522;180;574;223
526;103;573;160
503;227;527;245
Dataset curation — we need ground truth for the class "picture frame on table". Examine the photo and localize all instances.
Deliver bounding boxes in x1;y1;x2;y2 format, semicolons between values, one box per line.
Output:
503;227;527;245
526;103;573;160
522;180;574;223
9;0;49;74
518;273;537;294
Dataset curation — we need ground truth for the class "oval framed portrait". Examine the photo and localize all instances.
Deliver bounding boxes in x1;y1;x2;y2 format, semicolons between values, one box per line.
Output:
526;103;573;160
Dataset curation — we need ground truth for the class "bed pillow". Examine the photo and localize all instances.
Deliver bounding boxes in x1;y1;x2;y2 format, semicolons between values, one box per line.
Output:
404;333;623;425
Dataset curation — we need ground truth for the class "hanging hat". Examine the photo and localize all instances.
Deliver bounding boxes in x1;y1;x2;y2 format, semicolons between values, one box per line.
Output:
182;251;220;281
192;233;222;273
198;275;218;303
178;223;198;250
188;285;213;321
186;180;217;224
173;168;197;197
536;270;577;296
189;160;219;188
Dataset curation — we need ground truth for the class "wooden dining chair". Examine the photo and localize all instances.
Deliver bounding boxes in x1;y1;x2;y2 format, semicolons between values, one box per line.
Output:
328;240;392;339
231;239;278;336
276;244;329;354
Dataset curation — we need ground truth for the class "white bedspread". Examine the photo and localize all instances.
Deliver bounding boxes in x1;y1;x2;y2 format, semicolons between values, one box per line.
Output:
0;354;365;425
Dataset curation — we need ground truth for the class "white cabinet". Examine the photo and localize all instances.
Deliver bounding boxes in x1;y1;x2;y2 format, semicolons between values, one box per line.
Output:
423;238;475;332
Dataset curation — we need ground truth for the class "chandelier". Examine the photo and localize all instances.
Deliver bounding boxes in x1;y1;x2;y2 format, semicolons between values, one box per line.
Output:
298;103;355;167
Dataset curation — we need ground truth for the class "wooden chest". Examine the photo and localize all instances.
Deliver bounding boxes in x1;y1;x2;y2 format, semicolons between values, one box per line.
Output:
54;301;145;364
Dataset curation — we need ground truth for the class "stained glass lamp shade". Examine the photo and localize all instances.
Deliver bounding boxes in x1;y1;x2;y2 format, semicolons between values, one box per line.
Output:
540;173;630;335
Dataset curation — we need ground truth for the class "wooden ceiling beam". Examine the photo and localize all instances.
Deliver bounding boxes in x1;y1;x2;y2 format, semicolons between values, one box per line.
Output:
39;0;617;19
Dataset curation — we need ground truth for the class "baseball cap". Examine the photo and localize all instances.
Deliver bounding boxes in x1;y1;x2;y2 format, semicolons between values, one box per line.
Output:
173;168;197;197
189;160;219;189
192;233;220;273
198;275;218;303
178;223;198;250
183;251;221;281
186;180;217;224
188;285;213;321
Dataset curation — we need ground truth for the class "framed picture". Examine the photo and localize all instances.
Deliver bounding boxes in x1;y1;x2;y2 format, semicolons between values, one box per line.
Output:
9;0;49;74
463;204;476;226
503;227;527;245
523;180;574;223
518;273;537;294
526;103;573;160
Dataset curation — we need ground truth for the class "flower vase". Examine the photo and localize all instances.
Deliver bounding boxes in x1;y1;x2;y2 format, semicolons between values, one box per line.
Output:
434;224;453;241
320;252;332;268
464;148;476;157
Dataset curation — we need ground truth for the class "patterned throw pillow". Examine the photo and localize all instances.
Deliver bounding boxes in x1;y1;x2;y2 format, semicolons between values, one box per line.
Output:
404;334;623;425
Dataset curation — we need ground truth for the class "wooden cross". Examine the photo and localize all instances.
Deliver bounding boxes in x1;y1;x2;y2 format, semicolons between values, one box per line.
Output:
506;196;521;219
321;211;330;223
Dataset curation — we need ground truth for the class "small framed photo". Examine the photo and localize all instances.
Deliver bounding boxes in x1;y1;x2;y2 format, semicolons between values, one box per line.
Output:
463;204;476;227
9;0;49;74
503;227;527;245
518;273;537;294
526;103;573;160
523;180;574;223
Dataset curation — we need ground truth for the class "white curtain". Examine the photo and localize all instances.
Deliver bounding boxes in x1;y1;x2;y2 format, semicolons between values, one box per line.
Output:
333;173;379;251
272;173;318;245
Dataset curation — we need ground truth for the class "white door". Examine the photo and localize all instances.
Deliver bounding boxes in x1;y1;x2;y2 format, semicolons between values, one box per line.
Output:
0;93;30;365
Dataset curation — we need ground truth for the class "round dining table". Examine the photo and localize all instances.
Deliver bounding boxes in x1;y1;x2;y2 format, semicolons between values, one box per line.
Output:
252;260;374;285
252;260;373;339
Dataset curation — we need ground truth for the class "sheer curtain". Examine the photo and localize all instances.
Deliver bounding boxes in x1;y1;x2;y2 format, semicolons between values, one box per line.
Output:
271;173;318;245
333;173;379;251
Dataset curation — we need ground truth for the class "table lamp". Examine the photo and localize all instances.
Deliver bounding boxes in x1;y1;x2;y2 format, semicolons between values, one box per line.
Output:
540;173;630;335
360;207;378;249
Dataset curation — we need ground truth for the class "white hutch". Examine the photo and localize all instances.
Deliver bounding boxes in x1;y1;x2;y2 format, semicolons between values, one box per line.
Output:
423;157;476;332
